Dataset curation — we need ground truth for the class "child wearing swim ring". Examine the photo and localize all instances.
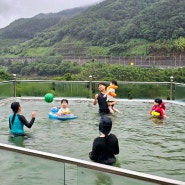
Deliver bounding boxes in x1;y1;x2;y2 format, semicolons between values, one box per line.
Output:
57;99;71;116
150;98;166;119
103;80;120;114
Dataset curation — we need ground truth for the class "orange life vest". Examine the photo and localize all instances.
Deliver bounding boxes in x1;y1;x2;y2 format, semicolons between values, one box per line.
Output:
106;85;118;97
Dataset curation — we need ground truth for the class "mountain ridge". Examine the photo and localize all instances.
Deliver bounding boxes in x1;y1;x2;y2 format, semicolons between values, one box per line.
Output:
0;7;88;39
0;0;185;58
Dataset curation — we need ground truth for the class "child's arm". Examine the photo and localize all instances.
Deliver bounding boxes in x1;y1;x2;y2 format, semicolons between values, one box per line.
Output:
160;109;168;118
103;88;112;98
56;108;63;115
57;108;70;115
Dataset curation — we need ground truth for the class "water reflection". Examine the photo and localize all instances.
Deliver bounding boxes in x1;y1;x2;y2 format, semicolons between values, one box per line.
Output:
0;99;184;182
95;173;112;185
150;117;165;125
8;134;31;147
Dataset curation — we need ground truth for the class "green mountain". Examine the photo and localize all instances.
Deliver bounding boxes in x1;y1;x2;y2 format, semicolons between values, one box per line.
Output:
0;0;185;58
0;7;87;39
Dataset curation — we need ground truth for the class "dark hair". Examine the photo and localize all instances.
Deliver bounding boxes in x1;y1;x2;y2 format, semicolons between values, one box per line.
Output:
98;83;107;87
154;98;162;105
110;80;118;86
61;99;68;104
10;102;20;128
99;116;112;136
11;102;20;113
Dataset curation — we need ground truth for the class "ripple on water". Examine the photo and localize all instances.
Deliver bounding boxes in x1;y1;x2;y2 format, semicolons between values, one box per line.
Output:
0;100;184;182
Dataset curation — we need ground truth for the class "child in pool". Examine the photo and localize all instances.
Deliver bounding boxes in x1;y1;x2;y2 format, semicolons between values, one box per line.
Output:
150;98;167;119
57;99;71;116
103;80;120;114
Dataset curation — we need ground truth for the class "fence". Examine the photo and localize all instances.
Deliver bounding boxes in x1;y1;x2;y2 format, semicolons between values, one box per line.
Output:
0;143;185;185
60;55;185;67
3;55;185;68
0;79;185;102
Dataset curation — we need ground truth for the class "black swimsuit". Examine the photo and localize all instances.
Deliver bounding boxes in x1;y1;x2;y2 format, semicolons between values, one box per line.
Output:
97;93;110;114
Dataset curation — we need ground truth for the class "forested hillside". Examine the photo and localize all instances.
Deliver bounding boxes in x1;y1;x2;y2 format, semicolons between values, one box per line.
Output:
0;7;87;39
1;60;185;83
0;0;185;58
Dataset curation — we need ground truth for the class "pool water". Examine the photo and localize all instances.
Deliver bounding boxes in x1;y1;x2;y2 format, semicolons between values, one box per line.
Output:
0;98;185;182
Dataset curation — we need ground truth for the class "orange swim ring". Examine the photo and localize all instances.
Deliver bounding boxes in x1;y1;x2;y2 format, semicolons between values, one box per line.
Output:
106;85;118;97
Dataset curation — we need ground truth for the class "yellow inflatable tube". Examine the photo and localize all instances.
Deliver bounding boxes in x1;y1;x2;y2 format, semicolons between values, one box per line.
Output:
151;111;160;117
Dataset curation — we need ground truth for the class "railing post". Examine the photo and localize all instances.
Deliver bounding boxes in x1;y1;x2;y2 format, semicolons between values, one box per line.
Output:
89;75;92;99
13;74;16;97
170;76;174;100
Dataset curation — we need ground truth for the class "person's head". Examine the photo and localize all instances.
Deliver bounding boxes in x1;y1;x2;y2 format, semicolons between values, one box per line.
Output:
61;99;68;108
99;116;112;136
98;83;107;92
11;102;21;113
154;98;163;106
110;80;118;86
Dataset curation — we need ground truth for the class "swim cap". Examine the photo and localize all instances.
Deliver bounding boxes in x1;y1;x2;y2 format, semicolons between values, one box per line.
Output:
99;116;112;135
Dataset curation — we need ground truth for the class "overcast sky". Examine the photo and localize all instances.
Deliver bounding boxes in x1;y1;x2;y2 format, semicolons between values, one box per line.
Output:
0;0;101;28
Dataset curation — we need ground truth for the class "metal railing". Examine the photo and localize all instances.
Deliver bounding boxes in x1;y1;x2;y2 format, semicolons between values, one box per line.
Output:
1;79;185;102
0;143;185;185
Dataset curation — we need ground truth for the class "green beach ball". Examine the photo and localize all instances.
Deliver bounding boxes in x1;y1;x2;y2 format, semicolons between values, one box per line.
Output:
44;93;54;103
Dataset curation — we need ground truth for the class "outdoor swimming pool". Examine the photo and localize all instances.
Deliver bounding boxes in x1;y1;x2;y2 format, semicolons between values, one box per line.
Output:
0;98;185;183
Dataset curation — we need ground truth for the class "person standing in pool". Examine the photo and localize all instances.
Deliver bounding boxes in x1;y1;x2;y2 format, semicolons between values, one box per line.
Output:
93;83;110;115
89;116;119;165
9;102;36;136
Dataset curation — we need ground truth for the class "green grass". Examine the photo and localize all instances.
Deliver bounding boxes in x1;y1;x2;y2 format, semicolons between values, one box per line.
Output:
23;47;51;57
